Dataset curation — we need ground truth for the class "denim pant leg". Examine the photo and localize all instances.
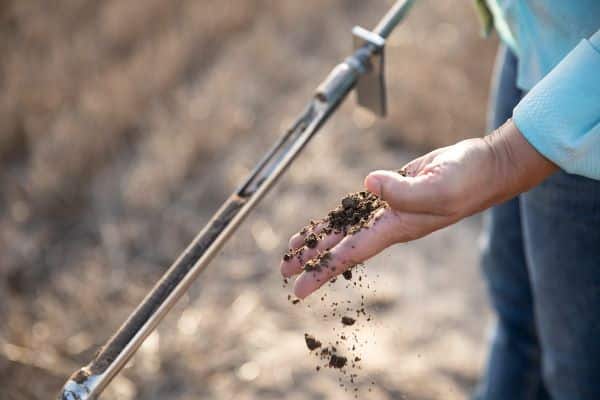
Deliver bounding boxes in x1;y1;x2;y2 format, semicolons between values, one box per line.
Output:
521;173;600;399
474;45;549;400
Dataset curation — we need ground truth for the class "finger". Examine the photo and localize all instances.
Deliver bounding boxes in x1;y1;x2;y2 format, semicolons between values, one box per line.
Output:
293;208;451;298
293;209;396;298
288;220;328;249
364;170;448;215
281;230;345;278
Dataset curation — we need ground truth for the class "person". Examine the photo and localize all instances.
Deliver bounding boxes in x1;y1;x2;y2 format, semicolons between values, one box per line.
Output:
280;2;600;399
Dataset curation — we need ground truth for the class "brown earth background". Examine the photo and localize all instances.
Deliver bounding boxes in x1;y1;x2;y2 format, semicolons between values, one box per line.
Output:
0;1;498;399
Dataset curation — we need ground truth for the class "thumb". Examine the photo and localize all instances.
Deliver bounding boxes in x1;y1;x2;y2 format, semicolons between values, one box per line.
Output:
364;169;446;214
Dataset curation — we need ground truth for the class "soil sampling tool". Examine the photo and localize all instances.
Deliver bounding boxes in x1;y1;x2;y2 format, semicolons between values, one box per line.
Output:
58;1;415;398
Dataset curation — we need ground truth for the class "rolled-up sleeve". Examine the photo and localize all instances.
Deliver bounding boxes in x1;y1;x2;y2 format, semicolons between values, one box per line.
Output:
513;29;600;180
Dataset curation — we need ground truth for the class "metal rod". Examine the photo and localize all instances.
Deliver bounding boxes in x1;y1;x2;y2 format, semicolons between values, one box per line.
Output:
57;1;414;399
373;0;416;39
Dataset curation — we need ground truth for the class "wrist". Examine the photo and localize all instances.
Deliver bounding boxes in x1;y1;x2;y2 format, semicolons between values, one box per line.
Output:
485;119;558;202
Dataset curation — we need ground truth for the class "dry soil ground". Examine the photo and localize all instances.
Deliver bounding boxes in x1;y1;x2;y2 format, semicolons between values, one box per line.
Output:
0;1;497;399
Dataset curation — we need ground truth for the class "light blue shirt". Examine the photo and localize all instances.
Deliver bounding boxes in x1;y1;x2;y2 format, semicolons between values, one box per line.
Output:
486;1;600;179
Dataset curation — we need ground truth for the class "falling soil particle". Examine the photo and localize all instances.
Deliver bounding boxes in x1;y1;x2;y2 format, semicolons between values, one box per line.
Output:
329;354;347;369
292;299;300;305
305;333;322;351
342;269;352;280
341;316;356;326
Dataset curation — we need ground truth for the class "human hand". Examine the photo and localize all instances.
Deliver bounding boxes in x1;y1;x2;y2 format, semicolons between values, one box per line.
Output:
281;120;556;298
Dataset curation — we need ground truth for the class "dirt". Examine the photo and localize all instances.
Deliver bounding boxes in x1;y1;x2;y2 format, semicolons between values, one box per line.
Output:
282;192;382;394
282;246;304;264
329;354;347;369
303;251;332;272
283;190;387;395
304;333;322;351
304;233;319;249
294;271;374;384
327;191;387;236
282;191;388;275
312;343;349;370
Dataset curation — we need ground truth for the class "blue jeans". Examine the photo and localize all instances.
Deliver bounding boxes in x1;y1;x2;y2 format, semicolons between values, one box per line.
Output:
474;46;600;400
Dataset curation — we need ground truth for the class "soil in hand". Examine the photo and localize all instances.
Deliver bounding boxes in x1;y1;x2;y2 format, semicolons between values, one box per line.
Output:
281;191;388;272
327;191;387;236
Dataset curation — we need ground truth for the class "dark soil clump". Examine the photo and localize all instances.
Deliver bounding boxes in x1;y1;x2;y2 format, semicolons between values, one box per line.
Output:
342;269;353;280
329;354;347;369
305;333;322;351
303;251;331;272
283;246;305;264
304;232;319;248
341;316;356;326
327;191;387;236
282;192;386;270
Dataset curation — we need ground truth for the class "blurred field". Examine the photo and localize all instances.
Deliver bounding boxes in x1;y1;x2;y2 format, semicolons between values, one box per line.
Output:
0;1;497;399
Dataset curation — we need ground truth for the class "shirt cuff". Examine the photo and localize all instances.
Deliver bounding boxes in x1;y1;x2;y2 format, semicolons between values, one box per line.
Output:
512;30;600;180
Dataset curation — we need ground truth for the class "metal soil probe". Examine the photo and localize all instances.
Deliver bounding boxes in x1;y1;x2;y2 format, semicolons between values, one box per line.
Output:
58;1;415;398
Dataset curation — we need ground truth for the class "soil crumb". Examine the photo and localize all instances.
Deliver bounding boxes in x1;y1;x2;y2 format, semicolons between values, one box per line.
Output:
283;191;388;277
342;269;352;280
329;354;347;369
317;345;349;370
304;232;319;248
327;191;387;236
305;333;322;351
341;316;356;326
303;251;331;272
